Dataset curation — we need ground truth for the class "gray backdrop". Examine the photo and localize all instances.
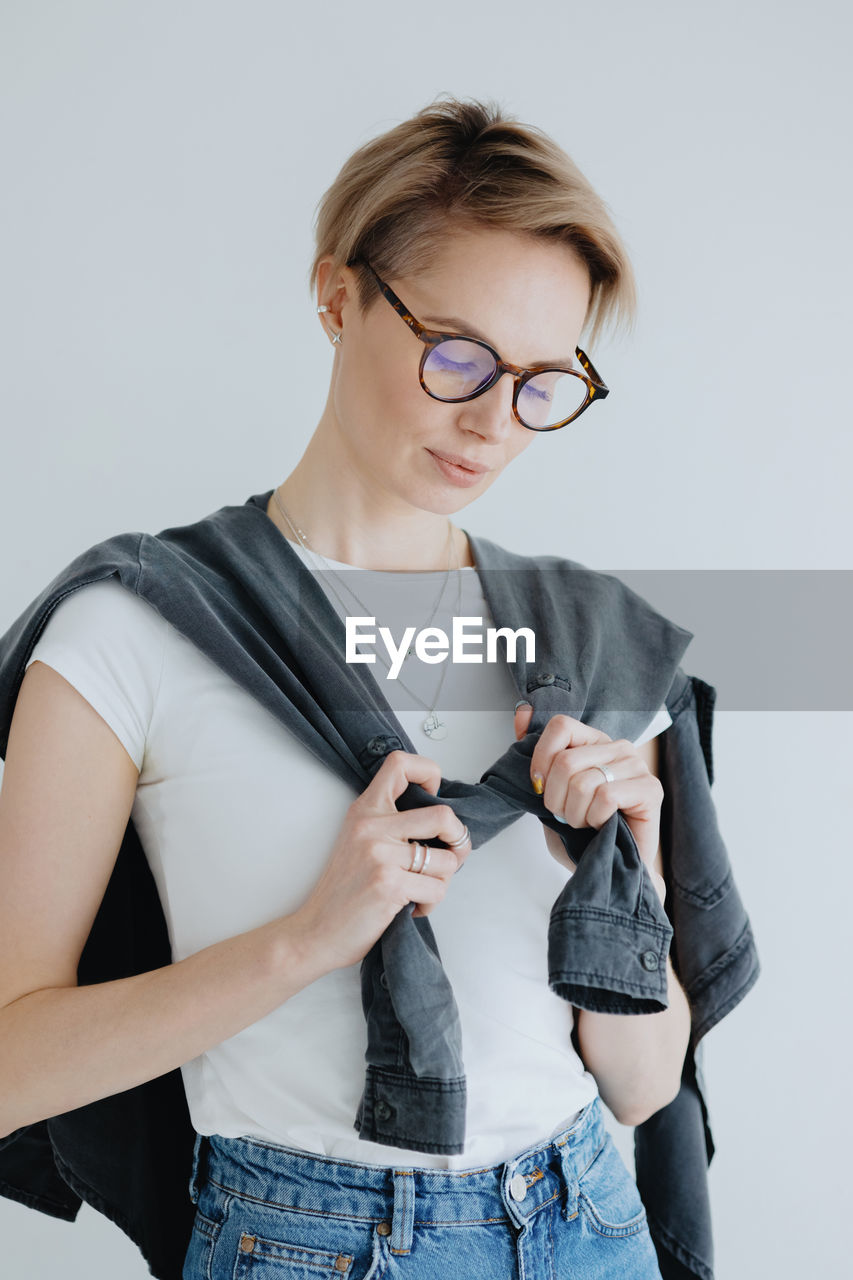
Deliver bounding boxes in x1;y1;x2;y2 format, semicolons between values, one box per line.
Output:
1;1;850;1275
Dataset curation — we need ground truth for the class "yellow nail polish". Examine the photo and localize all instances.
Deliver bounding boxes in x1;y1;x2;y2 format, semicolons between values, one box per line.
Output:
532;773;544;795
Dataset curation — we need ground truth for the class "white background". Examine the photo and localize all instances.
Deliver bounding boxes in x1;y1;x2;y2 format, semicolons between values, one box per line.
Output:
1;1;851;1275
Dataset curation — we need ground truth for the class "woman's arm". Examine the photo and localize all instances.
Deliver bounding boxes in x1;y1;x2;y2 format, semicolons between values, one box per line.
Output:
567;737;691;1125
0;662;337;1139
517;708;691;1126
0;664;468;1140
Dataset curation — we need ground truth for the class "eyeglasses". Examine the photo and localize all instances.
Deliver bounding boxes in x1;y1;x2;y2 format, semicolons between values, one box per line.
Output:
352;259;609;431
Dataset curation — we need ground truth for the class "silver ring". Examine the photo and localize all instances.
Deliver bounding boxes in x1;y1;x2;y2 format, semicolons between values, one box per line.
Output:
446;825;470;850
408;842;428;874
594;764;615;784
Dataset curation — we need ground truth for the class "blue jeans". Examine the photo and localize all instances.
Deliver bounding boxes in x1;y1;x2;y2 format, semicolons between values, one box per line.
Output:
182;1097;663;1279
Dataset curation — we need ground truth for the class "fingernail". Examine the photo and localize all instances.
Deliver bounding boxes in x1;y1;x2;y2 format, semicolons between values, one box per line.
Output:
553;814;568;824
514;699;532;713
532;772;544;794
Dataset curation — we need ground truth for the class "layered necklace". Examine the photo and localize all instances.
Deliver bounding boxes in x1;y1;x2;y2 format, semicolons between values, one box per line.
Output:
271;488;464;741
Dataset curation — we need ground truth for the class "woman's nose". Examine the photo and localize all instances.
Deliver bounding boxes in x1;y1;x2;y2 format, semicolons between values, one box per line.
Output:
456;372;519;442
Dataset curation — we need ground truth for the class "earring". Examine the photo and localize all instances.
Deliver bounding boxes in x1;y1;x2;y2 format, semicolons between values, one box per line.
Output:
317;304;341;344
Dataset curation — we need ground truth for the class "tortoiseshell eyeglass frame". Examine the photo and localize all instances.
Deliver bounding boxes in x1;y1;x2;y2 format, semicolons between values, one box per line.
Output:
350;258;609;431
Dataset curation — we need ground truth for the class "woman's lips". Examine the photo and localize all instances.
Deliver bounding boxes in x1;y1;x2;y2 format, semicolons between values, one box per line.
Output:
427;450;487;488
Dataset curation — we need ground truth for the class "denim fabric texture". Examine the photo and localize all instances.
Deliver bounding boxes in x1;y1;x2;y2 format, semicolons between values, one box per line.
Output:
0;490;759;1280
183;1097;663;1280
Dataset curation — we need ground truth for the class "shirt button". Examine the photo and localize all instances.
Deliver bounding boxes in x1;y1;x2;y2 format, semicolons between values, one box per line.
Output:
377;1221;392;1237
641;950;659;971
366;735;389;755
379;971;389;990
375;1099;393;1122
537;673;556;685
509;1172;528;1202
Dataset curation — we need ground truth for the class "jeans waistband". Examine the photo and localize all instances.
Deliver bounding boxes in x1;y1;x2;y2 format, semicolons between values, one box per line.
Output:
190;1098;606;1255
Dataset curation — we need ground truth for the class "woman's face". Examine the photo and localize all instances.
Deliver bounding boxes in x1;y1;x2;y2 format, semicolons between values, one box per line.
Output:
324;226;591;517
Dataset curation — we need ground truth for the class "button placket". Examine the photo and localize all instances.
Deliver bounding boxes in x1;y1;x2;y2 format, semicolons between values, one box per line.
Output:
509;1172;528;1202
503;1160;543;1227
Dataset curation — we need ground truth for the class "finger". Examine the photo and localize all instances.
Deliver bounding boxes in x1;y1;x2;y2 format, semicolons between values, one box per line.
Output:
381;803;471;857
360;750;442;812
530;714;611;793
513;700;533;741
540;743;638;824
548;739;644;781
400;867;449;908
583;776;663;865
398;841;460;881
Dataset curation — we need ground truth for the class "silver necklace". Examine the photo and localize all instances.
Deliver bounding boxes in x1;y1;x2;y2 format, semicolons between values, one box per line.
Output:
272;487;464;741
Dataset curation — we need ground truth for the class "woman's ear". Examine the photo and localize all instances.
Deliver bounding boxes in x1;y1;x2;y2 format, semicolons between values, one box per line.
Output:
315;258;355;337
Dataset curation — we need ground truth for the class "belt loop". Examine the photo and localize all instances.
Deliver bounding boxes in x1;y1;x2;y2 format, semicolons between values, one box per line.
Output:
554;1133;580;1223
188;1131;210;1205
389;1169;415;1254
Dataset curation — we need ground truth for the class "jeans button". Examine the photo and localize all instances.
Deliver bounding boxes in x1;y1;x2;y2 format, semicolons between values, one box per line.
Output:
509;1172;528;1202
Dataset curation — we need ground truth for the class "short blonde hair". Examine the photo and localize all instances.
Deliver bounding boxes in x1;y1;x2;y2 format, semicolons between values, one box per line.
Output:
310;96;636;349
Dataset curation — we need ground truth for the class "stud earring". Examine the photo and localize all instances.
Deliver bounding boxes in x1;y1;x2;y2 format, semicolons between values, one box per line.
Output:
330;330;342;345
316;304;329;313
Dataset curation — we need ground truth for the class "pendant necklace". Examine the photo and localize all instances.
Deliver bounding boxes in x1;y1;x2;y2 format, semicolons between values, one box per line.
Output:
271;488;464;741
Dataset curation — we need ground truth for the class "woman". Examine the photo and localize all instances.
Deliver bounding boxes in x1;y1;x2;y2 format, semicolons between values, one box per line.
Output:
0;98;755;1280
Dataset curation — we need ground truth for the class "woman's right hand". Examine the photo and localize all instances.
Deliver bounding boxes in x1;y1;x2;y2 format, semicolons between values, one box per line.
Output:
288;750;472;975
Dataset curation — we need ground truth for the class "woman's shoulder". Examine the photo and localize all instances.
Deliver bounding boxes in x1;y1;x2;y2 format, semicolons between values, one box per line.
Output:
19;579;170;775
45;573;166;620
30;576;174;657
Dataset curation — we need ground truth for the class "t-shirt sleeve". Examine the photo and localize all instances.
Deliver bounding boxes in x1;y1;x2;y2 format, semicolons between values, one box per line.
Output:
633;702;672;746
24;578;168;771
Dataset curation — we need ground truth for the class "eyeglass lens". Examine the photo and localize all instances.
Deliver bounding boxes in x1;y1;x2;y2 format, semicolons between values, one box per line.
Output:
422;339;588;428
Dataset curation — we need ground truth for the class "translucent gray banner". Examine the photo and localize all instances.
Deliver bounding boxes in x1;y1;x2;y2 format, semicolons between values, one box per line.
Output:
297;567;853;712
611;570;852;711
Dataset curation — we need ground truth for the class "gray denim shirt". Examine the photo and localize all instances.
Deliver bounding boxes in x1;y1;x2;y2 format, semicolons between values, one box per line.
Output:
0;489;759;1280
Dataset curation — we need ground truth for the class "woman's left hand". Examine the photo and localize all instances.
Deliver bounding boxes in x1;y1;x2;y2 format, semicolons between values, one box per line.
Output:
513;703;666;902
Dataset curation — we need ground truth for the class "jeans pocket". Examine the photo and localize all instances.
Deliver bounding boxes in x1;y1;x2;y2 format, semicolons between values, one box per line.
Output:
226;1206;382;1280
232;1235;356;1278
577;1136;648;1237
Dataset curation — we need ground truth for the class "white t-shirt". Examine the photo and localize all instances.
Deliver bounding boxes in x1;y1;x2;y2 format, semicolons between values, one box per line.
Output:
25;543;671;1169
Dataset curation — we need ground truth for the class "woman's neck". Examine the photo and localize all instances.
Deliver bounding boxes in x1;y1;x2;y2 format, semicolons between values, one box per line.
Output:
266;476;475;572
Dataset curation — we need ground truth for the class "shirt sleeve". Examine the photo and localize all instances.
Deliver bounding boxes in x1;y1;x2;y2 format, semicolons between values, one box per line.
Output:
24;578;168;771
633;702;672;746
